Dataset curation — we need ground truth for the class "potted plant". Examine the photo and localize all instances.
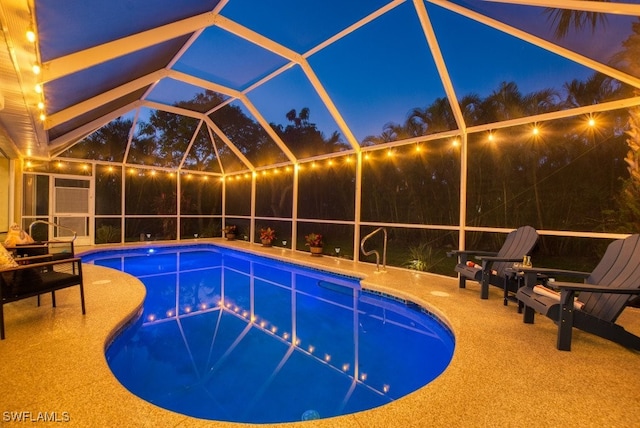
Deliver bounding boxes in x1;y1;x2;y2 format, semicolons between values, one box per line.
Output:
305;233;323;256
260;227;276;247
223;225;237;240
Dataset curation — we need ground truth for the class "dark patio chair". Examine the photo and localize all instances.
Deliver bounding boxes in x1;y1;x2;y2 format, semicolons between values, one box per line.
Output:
8;240;75;260
447;226;539;302
515;234;640;351
0;257;85;339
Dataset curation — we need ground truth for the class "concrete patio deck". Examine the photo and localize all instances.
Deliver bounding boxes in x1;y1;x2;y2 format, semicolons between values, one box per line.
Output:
1;239;638;427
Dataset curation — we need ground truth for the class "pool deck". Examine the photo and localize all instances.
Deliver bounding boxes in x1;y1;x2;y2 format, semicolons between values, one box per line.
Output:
1;239;639;427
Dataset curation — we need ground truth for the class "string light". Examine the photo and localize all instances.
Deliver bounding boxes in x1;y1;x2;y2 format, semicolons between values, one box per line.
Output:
488;131;494;142
26;29;36;43
532;124;540;135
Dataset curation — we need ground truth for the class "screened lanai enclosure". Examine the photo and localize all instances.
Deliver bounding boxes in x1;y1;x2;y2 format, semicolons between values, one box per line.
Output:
1;0;639;274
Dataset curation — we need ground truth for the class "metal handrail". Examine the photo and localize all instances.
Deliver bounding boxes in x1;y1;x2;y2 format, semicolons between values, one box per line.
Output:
28;220;77;242
360;227;387;272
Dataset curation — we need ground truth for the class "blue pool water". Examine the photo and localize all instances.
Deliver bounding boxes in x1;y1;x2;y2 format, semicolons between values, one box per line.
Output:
83;245;455;424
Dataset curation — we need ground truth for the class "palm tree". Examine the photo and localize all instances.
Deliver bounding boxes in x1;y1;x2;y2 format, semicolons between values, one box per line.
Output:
563;72;618;108
407;97;456;135
544;2;610;39
482;81;524;121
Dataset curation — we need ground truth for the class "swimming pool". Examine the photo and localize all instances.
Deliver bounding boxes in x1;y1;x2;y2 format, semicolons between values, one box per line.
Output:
83;245;454;423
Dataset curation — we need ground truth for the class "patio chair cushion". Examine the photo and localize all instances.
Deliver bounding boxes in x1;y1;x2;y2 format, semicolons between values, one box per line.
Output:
0;245;18;270
533;285;584;310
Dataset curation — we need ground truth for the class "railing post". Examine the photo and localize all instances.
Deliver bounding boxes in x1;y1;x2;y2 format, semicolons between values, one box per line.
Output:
360;227;387;272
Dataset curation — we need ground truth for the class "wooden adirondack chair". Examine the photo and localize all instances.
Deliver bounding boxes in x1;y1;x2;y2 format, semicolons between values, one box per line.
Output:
515;234;640;351
447;226;539;302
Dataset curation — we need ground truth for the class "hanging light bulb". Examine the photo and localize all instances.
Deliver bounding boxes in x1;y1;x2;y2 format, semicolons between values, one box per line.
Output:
532;126;539;136
26;29;36;43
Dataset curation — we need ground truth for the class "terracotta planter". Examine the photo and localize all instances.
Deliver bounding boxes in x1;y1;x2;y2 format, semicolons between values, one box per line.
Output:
261;239;272;247
309;246;323;256
225;233;236;241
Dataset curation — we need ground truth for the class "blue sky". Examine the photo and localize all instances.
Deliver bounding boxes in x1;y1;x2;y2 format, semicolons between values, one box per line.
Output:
143;0;627;143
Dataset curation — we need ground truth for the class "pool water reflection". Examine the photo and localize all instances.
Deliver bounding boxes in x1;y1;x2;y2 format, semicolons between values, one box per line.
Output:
84;245;454;423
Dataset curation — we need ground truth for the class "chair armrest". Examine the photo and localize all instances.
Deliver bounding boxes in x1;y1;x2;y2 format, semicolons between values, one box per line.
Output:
447;250;498;258
476;256;523;263
2;257;81;273
553;282;640;295
14;254;54;263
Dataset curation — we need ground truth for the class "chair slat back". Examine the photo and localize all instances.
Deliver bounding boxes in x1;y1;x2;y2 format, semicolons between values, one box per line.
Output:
580;234;640;322
493;226;539;277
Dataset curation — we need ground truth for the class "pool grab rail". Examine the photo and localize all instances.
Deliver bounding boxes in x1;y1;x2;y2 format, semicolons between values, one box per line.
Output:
360;227;387;272
28;220;78;242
